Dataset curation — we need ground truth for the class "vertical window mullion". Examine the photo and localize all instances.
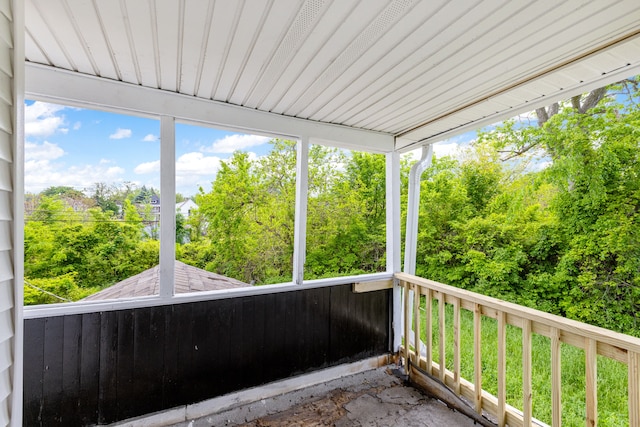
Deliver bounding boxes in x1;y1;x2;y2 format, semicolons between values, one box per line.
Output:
386;151;401;273
159;115;176;298
292;137;309;285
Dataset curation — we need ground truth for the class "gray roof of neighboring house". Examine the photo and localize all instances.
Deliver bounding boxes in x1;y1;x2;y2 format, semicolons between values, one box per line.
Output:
82;260;250;301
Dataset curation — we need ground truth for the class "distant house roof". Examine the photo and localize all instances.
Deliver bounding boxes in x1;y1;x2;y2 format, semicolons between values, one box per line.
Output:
176;199;198;216
82;260;250;301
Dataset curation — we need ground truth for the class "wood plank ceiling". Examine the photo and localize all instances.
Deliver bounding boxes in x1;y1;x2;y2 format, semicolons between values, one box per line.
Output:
24;0;640;151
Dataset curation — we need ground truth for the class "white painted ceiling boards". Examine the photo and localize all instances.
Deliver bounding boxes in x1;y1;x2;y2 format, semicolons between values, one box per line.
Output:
24;0;640;152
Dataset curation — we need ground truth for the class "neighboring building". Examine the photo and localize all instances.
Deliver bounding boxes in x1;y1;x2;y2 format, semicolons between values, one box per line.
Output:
149;194;161;218
82;260;251;301
150;194;160;209
137;197;199;240
176;199;198;218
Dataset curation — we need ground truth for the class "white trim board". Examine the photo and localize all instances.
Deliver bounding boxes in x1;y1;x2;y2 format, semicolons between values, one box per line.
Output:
23;272;394;319
25;63;395;153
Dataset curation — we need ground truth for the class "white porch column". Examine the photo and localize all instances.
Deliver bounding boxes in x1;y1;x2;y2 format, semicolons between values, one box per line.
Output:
386;151;402;352
159;116;176;298
292;137;309;285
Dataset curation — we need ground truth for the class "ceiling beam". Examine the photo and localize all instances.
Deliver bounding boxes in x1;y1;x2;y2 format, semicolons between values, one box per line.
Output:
25;63;395;153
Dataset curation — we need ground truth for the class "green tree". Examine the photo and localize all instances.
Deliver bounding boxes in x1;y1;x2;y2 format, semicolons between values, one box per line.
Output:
24;194;158;303
41;185;86;200
305;148;388;277
542;103;640;333
195;151;262;281
434;77;640;336
92;182;119;214
24;273;99;305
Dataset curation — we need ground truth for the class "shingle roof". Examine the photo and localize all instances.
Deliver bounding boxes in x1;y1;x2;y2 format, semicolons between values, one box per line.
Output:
82;260;250;301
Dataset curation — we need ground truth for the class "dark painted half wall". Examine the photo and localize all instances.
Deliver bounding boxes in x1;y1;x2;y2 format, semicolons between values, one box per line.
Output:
24;284;391;426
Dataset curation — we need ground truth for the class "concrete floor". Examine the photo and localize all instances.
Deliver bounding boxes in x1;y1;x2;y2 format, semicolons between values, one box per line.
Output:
171;367;479;427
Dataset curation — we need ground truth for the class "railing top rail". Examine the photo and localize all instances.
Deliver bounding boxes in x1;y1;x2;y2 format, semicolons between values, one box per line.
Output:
396;272;640;354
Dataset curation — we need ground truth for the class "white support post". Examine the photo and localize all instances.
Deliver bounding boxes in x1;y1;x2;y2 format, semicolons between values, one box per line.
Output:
159;116;176;298
292;137;309;285
386;151;402;352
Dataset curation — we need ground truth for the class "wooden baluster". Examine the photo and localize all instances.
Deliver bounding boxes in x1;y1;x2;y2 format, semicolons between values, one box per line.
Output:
403;281;410;370
425;288;432;374
413;284;420;366
551;327;562;427
474;303;482;415
498;311;506;427
453;297;461;395
629;351;640;427
438;291;446;383
522;319;532;427
585;338;597;427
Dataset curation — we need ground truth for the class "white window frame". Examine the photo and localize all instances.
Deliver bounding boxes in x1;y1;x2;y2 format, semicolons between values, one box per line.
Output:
22;65;399;318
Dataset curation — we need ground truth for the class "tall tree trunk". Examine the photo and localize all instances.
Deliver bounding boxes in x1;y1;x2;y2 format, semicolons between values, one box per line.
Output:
535;87;607;126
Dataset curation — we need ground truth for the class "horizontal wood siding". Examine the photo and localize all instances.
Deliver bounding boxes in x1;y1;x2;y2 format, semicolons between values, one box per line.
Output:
0;0;14;424
23;285;390;425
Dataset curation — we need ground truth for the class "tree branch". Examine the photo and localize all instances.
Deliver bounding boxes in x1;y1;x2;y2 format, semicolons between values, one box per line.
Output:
579;87;607;113
497;141;539;161
571;95;582;111
535;107;549;125
536;102;559;126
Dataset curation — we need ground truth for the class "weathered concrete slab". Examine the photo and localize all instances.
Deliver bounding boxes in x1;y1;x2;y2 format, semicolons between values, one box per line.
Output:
168;367;479;426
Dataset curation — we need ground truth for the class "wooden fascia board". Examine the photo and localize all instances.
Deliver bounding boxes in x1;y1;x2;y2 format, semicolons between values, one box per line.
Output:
353;279;393;293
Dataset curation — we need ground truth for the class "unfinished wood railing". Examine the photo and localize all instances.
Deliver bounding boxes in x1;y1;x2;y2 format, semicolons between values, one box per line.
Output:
396;272;640;427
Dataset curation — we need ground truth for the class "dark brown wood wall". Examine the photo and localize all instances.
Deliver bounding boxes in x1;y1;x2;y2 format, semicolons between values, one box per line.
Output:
24;285;391;426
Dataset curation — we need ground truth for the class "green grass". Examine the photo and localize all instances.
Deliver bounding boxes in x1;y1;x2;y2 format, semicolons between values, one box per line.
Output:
415;299;629;426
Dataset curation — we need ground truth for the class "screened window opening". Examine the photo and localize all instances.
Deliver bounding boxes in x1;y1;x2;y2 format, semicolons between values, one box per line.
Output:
305;146;387;279
23;101;160;304
175;123;295;289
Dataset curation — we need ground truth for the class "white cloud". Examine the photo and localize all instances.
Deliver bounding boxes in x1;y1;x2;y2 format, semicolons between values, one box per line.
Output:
134;152;223;177
142;133;158;142
433;141;463;158
24;139;130;193
25;141;65;161
176;152;222;175
176;152;223;195
24;159;126;193
25;102;67;138
109;128;132;139
134;160;160;174
131;151;260;196
201;134;269;154
73;121;82;130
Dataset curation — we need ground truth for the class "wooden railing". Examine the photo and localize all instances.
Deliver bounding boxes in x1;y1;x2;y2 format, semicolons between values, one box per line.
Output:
396;272;640;427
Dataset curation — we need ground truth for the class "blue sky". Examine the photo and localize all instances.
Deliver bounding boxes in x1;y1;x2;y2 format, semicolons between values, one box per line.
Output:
25;100;272;197
24;100;479;197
